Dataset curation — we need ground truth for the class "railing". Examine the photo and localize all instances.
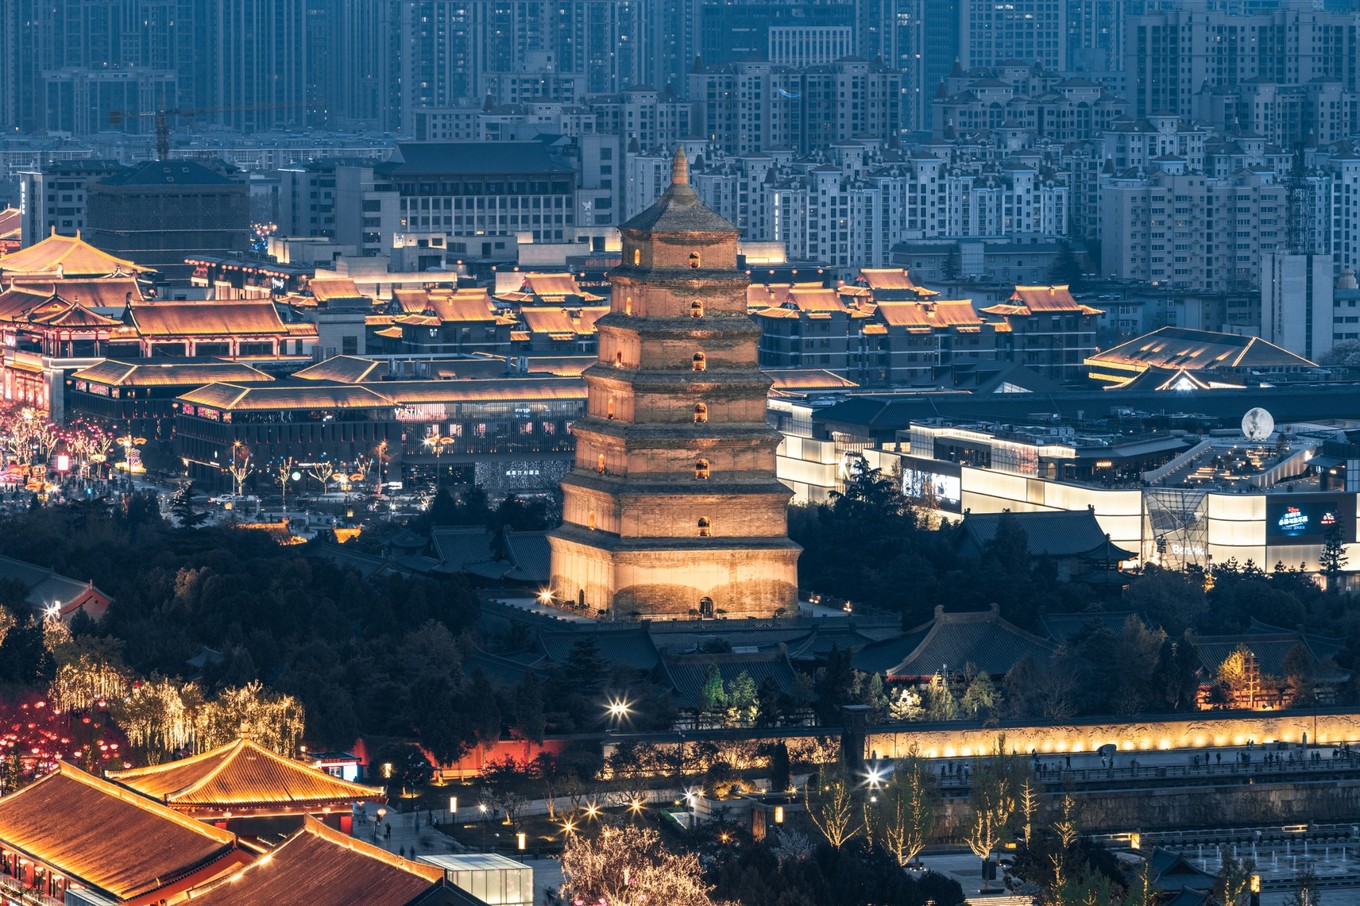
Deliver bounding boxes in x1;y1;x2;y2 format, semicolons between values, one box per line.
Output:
0;874;65;906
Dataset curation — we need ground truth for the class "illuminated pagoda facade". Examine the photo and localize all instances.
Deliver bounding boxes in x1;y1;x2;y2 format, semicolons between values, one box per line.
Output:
107;737;384;836
548;149;800;620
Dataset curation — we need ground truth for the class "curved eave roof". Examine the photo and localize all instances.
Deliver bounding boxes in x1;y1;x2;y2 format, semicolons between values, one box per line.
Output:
0;763;236;901
108;738;383;811
0;232;150;277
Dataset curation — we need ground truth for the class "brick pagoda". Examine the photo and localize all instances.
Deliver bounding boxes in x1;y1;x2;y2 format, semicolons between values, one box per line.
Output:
548;148;800;620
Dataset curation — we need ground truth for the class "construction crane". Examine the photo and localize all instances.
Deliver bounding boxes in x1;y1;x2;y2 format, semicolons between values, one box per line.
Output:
109;104;306;160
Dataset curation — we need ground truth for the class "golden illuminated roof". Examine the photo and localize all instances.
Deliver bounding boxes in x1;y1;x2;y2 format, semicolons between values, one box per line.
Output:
27;298;124;328
507;272;604;302
74;359;275;388
520;305;607;335
765;369;859;391
308;278;365;304
0;231;149;277
430;288;499;322
874;299;982;329
3;277;143;312
179;382;392;412
783;286;846;313
130;301;290;337
293;355;388;384
184;817;442;906
0;207;19;242
374;325;405;338
986;284;1098;316
108;738;383;816
857;268;936;295
0;762;238;901
1087;326;1318;373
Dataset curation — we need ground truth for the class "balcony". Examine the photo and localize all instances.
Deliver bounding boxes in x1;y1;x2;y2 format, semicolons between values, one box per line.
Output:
0;874;66;906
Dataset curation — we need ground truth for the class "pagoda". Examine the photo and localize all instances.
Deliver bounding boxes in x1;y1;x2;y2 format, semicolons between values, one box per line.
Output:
547;148;800;620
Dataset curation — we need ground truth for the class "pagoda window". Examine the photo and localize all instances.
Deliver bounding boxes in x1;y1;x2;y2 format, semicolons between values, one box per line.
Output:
614;351;623;367
633;249;641;266
690;300;703;318
689;252;700;269
694;403;708;424
624;295;633;315
607;399;615;419
597;453;606;474
692;352;706;372
695;459;710;480
588;511;597;530
699;596;715;618
697;516;711;537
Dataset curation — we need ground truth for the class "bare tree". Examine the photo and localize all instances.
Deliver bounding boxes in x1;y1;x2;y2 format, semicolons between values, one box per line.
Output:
964;741;1018;890
1052;793;1081;849
805;763;862;849
869;751;936;866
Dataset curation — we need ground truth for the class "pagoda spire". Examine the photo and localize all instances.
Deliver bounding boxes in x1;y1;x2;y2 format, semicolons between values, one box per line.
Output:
672;146;689;186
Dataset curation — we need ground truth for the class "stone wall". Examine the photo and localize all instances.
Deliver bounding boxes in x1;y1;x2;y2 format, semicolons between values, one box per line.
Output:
867;711;1360;761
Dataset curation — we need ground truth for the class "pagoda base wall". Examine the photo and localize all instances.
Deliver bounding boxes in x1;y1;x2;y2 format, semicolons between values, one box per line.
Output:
548;534;799;620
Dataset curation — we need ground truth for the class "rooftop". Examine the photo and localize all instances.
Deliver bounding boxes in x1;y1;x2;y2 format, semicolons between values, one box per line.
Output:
378;141;574;177
621;148;738;235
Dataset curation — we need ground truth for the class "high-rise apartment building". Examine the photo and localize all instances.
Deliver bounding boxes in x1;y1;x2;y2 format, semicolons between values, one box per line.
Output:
959;0;1067;71
1124;3;1360;117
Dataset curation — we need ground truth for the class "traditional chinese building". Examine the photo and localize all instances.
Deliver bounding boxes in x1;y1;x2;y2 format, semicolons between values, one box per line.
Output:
980;284;1102;383
0;762;248;905
548;149;800;620
182;817;456;906
107;738;384;837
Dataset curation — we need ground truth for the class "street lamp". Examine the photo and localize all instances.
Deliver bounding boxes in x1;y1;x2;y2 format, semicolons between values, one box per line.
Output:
606;697;632;726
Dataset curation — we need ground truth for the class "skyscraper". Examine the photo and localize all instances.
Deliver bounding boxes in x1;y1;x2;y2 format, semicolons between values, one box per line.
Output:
959;0;1067;70
548;150;800;620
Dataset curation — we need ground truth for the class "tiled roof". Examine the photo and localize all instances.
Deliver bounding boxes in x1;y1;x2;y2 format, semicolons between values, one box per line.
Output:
538;626;661;672
292;355;389;384
308;278;366;304
852;604;1057;679
27;297;123;328
0;207;19;241
959;510;1134;560
518;273;602;301
130;301;290;337
0;763;239;901
183;817;443;906
0;553;106;617
179;382;392;412
784;287;846;313
74;358;271;388
520;306;607;336
765;369;859;392
1088;326;1318;371
856;268;936;295
2;277;143;312
108;738;384;816
1190;631;1350;684
0;231;148;277
874;299;983;329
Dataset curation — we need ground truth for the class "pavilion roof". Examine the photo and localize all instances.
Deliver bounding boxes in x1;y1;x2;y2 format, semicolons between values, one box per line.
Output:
856;268;937;296
783;286;846;313
984;284;1100;316
519;305;607;336
26;297;125;328
0;231;149;277
1088;326;1317;372
852;603;1058;679
128;301;291;337
874;299;983;330
108;738;383;816
0;762;239;901
182;817;444;906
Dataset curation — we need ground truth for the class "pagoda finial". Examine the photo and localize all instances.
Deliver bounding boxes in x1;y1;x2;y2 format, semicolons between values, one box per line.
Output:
671;146;689;186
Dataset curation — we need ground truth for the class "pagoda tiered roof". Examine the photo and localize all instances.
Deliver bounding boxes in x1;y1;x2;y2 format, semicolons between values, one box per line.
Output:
107;738;384;818
182;817;446;906
0;762;243;902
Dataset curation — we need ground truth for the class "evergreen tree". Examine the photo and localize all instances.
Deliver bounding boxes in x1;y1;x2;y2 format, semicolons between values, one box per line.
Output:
1320;520;1347;593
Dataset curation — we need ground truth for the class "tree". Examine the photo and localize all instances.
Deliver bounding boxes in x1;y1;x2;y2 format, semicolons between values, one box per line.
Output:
560;823;731;906
170;482;207;529
1321;519;1347;593
1052;794;1080;849
725;670;758;726
1284;863;1321;906
805;763;863;849
479;757;532;830
960;671;1001;720
924;671;959;720
964;741;1019;890
1214;850;1256;906
870;751;936;867
1282;643;1316;707
375;742;434;796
